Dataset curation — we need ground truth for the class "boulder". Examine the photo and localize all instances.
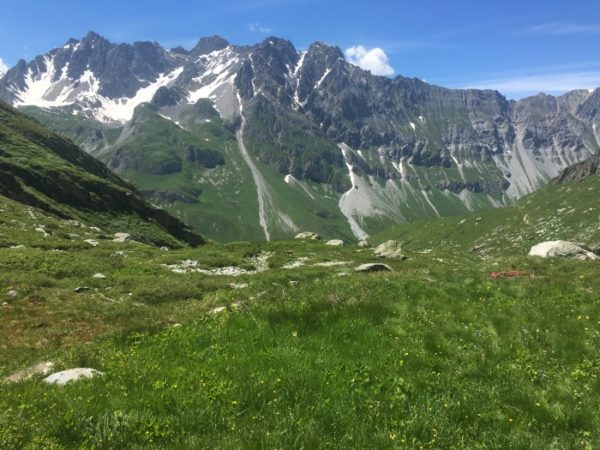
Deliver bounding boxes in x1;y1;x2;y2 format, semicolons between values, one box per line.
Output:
354;263;393;273
325;239;344;247
295;232;321;241
374;240;406;259
358;240;371;248
113;232;130;243
43;368;103;385
528;241;599;260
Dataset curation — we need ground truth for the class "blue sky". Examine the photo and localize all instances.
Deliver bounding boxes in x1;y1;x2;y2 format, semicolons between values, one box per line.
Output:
1;0;599;98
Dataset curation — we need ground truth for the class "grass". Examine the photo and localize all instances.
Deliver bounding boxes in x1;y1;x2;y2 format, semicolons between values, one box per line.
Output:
1;190;600;448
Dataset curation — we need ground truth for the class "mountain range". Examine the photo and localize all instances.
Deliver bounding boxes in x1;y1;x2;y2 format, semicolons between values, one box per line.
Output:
1;31;599;242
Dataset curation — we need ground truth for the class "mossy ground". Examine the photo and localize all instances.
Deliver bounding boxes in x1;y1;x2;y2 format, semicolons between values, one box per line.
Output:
1;193;599;449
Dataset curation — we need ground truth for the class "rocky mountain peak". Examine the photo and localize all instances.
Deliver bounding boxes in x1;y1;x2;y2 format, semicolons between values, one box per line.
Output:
191;36;230;56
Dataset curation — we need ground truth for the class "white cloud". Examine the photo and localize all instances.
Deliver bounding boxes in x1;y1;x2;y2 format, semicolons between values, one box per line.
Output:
462;71;600;97
0;58;8;76
344;45;395;76
525;22;600;36
248;23;271;33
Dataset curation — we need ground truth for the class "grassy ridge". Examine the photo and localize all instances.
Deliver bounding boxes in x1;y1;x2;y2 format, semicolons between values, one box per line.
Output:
374;172;600;256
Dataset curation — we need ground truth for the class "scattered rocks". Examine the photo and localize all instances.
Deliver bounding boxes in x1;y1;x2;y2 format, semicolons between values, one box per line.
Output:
43;368;103;385
6;290;18;298
166;252;272;276
528;241;599;260
325;239;344;247
4;362;54;384
374;240;406;259
92;273;107;280
358;240;371;248
84;239;99;247
295;232;321;241
354;263;393;273
113;232;130;243
74;287;90;293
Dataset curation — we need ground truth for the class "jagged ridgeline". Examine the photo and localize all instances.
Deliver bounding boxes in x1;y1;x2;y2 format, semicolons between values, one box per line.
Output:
1;32;599;242
0;101;204;247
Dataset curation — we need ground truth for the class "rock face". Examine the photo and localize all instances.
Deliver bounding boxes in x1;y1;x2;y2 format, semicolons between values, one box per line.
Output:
528;241;599;260
354;263;393;273
374;240;406;259
555;154;600;184
43;368;103;385
325;239;344;247
2;32;600;242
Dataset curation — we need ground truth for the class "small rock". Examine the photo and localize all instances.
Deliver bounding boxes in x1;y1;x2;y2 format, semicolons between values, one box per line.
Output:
288;280;298;286
358;240;371;248
74;287;90;293
84;239;99;247
2;302;9;307
210;306;227;314
67;220;83;228
4;362;54;384
229;283;248;290
6;290;18;298
172;323;183;328
374;240;406;259
354;263;393;273
160;247;170;251
92;273;107;280
89;226;102;232
325;239;344;247
43;368;103;385
295;232;321;241
113;232;130;243
9;245;25;249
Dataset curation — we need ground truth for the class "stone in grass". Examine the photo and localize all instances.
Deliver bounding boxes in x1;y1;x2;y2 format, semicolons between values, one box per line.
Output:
354;263;393;273
84;239;99;247
295;232;321;241
373;240;406;259
528;241;599;261
74;286;90;293
6;290;18;298
358;240;371;248
92;273;107;280
4;362;54;384
113;232;130;243
43;368;103;385
325;239;344;247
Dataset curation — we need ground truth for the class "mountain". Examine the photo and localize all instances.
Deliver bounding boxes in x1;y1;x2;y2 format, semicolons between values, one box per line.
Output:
1;32;599;242
0;100;203;247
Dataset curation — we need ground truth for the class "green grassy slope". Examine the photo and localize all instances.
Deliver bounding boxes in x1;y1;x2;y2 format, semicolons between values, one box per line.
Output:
0;101;203;247
1;194;600;448
374;172;600;257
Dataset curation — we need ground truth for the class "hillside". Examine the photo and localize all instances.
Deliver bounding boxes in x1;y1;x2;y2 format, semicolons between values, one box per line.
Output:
2;32;599;241
0;101;203;247
374;167;600;257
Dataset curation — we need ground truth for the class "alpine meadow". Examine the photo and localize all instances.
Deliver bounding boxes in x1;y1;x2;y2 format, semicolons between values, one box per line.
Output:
1;1;600;448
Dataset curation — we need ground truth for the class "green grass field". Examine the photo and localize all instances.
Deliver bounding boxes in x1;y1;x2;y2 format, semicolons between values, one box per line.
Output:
1;189;600;449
